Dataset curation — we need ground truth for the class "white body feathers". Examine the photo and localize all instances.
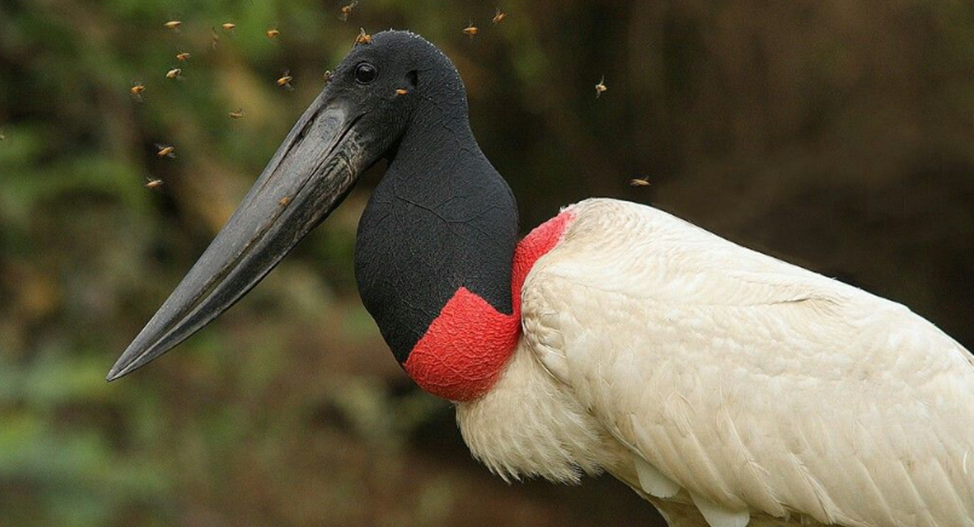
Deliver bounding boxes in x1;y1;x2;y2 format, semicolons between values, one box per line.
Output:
456;199;974;527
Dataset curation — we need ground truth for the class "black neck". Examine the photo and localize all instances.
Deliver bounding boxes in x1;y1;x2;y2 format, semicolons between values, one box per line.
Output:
354;99;519;363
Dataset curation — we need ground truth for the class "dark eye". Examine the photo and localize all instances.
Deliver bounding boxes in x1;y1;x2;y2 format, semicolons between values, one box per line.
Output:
354;62;377;84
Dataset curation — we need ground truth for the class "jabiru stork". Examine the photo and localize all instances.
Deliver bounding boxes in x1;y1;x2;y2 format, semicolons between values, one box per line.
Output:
109;31;974;527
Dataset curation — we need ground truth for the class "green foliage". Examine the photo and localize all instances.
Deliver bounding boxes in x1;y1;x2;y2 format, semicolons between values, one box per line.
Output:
0;1;471;525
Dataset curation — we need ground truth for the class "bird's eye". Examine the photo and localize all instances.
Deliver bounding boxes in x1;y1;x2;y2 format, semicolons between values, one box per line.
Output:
354;62;377;84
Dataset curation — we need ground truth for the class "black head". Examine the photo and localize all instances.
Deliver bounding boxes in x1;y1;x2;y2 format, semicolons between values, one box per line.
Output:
107;31;483;380
324;31;467;164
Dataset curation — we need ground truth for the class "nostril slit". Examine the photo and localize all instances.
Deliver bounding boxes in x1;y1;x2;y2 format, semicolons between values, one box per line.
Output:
295;107;324;142
406;70;419;88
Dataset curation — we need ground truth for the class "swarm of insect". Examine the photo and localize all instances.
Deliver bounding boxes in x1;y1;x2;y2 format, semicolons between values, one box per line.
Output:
355;28;372;45
338;1;358;23
595;76;607;98
277;70;294;90
395;88;408;96
210;27;221;50
629;177;651;187
155;144;176;158
266;28;280;39
228;108;244;119
462;22;479;38
221;22;236;31
130;81;146;102
492;9;507;24
176;52;191;62
166;68;182;80
145;177;165;189
163;20;182;31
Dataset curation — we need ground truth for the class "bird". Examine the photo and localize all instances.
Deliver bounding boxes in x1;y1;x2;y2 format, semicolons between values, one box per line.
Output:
107;31;974;527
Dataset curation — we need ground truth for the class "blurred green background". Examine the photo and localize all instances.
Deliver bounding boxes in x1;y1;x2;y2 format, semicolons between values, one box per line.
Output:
1;0;973;526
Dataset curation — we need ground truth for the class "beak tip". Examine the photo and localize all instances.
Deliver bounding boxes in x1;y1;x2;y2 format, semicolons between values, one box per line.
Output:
106;353;139;382
105;365;125;382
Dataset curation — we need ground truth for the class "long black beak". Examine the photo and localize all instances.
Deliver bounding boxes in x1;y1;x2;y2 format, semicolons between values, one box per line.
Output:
108;92;367;381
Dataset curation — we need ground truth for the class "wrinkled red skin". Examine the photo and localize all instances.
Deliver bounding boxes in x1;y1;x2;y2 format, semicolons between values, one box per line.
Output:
404;211;575;401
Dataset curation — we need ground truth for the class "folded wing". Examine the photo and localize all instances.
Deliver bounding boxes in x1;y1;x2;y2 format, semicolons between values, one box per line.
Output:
522;199;974;527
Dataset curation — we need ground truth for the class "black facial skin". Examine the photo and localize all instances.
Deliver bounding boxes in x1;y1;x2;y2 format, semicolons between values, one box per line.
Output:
107;31;517;380
353;34;519;364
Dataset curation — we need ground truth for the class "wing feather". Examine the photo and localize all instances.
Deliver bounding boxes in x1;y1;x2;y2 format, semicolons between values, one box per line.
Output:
521;199;974;527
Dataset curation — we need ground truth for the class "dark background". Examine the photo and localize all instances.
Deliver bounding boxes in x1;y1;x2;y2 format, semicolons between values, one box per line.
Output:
1;0;973;526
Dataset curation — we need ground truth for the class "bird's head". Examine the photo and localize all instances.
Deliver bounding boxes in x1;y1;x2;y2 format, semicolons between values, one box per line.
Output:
107;31;474;381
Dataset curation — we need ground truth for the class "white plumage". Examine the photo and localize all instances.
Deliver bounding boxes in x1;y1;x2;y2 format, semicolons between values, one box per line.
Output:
457;198;974;527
